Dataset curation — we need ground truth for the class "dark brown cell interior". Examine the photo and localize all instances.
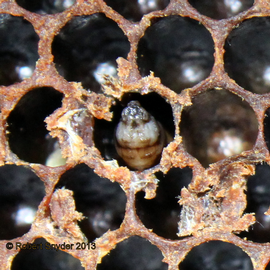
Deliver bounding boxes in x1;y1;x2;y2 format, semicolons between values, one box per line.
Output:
55;164;127;242
180;89;258;167
52;13;130;93
0;165;45;240
0;14;39;86
264;107;270;152
137;15;214;93
7;87;64;164
135;167;192;239
97;236;168;270
179;240;253;270
266;261;270;270
11;238;84;270
224;17;270;94
104;0;170;21
188;0;253;20
94;92;175;169
240;163;270;243
16;0;75;14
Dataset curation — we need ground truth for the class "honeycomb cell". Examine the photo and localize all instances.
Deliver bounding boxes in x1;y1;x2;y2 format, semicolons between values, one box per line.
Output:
7;87;64;164
52;14;130;92
0;165;45;240
136;167;192;239
11;238;84;270
0;14;39;86
16;0;75;14
179;241;253;270
188;0;254;20
56;164;126;241
224;17;270;94
240;164;270;243
97;236;168;270
137;16;214;93
104;0;170;21
94;92;174;170
180;89;258;167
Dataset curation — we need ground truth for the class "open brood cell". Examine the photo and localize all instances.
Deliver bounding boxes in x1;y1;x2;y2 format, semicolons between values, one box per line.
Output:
0;0;270;270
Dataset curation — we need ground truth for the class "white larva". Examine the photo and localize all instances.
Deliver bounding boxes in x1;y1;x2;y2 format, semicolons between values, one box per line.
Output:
115;100;167;171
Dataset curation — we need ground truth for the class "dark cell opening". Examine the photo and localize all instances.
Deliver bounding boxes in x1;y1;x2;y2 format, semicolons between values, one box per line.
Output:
240;164;270;243
224;17;270;94
52;13;130;93
136;167;192;239
7;87;64;164
94;92;175;171
137;16;214;93
97;236;168;270
0;14;39;86
179;241;253;270
0;165;45;240
104;0;170;21
180;89;258;167
56;164;126;242
11;238;84;270
188;0;253;20
16;0;75;14
266;261;270;270
264;108;270;152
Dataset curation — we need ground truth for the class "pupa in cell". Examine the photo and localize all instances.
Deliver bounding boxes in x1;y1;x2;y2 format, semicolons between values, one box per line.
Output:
115;100;169;171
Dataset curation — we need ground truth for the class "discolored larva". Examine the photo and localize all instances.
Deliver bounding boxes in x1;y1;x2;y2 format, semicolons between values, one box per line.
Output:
115;100;168;171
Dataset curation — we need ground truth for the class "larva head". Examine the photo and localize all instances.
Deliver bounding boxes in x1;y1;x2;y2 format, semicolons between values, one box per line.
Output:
121;101;150;127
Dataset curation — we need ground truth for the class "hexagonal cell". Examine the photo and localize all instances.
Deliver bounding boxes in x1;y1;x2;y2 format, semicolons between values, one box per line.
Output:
180;89;258;167
16;0;75;14
188;0;254;20
7;87;64;164
224;17;270;94
52;14;130;93
136;167;192;239
97;236;168;270
11;238;84;270
137;16;214;93
0;165;45;240
94;92;174;171
179;241;253;270
0;14;39;86
104;0;170;21
240;163;270;243
56;164;127;241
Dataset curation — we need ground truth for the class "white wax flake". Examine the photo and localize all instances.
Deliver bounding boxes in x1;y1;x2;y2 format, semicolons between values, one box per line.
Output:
13;205;36;226
218;134;243;157
138;0;158;13
62;0;75;9
263;214;270;222
45;141;67;167
263;66;270;86
16;66;34;80
93;62;117;84
183;65;204;83
224;0;242;14
104;159;119;168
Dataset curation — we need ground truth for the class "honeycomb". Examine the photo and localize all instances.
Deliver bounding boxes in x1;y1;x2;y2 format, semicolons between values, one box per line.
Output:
1;0;270;269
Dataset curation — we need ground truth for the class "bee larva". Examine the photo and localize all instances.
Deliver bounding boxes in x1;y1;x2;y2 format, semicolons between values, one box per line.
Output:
115;100;167;171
